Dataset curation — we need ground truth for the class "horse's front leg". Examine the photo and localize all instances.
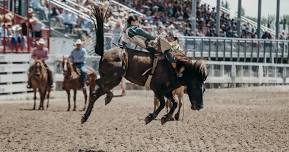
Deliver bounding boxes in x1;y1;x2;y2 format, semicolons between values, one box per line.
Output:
38;90;45;110
33;89;36;110
145;94;165;124
161;93;177;125
66;90;71;111
73;89;77;111
46;88;50;109
174;95;182;121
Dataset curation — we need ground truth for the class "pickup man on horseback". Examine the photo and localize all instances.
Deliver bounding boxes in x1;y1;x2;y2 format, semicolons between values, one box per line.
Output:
27;38;53;89
69;39;88;90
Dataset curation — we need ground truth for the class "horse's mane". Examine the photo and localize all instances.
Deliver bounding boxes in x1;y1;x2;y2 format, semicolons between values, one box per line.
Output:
172;51;208;82
63;58;77;76
184;60;208;82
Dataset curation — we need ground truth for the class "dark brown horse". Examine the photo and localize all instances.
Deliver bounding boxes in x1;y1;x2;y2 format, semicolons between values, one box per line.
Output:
62;57;97;111
29;60;51;110
81;6;207;124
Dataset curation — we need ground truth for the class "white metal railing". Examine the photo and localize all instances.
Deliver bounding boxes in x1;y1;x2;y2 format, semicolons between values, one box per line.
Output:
49;0;95;23
221;7;275;36
87;34;289;64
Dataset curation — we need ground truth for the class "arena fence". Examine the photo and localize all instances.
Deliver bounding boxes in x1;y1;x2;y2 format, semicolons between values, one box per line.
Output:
87;34;289;64
0;53;31;99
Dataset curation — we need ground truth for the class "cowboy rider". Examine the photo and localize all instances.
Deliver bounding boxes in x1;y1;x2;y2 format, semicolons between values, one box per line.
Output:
27;38;53;88
69;39;88;89
121;15;178;71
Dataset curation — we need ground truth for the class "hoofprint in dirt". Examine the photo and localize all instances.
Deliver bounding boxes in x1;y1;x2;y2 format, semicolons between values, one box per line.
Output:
0;87;289;151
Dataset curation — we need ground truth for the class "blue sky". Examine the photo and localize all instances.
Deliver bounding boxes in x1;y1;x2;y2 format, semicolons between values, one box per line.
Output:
202;0;289;17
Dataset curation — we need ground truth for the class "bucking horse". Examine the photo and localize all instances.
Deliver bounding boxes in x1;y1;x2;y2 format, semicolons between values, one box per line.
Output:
81;6;208;125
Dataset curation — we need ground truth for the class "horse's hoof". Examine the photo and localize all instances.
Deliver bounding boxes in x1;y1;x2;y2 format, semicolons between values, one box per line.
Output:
174;113;180;121
145;113;155;124
67;109;70;111
105;95;113;105
73;108;76;111
81;116;87;124
161;115;173;125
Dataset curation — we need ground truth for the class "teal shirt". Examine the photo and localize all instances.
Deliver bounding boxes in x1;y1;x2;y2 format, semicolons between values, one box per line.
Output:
127;25;155;40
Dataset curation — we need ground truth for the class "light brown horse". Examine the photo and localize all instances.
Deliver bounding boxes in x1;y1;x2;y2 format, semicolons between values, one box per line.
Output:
62;57;97;111
153;86;185;121
29;60;51;110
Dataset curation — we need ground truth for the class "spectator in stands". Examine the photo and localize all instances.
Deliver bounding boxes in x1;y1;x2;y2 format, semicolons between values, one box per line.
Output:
10;25;24;52
27;38;53;88
261;31;272;39
31;0;48;20
61;10;78;35
112;20;123;46
30;18;45;40
69;39;87;89
279;32;286;40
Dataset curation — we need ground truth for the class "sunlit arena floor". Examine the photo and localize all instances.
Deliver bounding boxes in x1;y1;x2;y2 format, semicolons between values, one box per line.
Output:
0;86;289;151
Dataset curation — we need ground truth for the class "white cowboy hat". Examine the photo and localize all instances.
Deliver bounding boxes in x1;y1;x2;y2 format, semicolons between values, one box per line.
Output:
28;8;34;14
37;38;46;45
74;39;82;45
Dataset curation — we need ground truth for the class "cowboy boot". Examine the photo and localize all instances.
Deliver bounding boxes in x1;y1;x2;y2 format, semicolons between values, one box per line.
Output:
164;50;180;75
47;69;54;88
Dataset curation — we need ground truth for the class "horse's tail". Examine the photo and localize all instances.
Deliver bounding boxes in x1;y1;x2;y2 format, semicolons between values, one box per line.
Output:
92;5;104;57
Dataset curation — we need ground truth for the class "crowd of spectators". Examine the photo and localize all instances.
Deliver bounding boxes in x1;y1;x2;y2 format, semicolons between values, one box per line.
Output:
0;6;48;52
116;0;289;40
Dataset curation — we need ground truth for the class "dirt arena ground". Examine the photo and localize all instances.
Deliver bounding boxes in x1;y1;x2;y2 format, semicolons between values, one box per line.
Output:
0;86;289;152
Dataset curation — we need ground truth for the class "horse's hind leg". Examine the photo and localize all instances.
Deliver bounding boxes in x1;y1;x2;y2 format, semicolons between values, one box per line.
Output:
105;91;113;105
82;88;88;111
81;77;122;124
81;84;105;124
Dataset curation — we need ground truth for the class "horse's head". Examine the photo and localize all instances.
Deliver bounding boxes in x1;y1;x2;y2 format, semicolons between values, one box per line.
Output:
33;60;44;78
183;60;208;111
62;56;71;76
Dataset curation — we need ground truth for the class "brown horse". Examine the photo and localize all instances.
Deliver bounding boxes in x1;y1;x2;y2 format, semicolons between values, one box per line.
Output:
62;57;97;111
29;60;51;110
153;86;185;121
81;6;207;125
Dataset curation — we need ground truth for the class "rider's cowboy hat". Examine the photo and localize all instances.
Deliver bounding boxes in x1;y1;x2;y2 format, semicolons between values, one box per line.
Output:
37;38;46;45
74;39;82;45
